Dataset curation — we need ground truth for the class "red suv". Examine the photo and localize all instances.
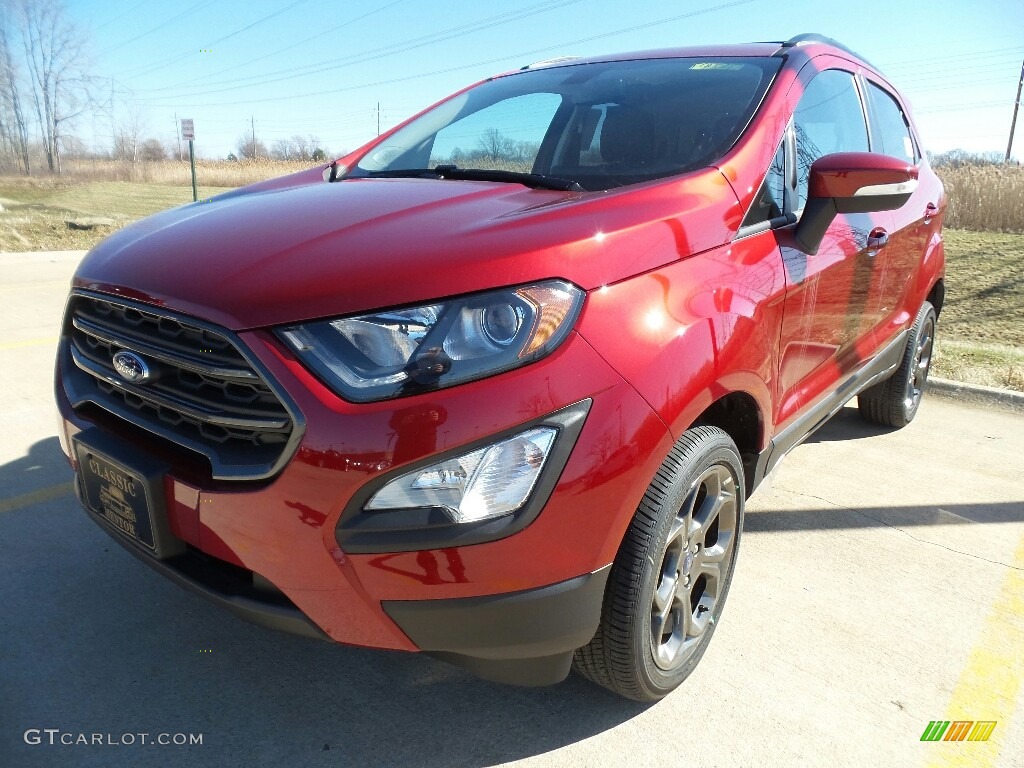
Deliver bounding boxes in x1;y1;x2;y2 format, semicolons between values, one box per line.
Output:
55;34;944;701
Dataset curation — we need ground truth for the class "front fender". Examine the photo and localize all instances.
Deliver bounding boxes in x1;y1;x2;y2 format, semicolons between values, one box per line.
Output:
577;237;787;449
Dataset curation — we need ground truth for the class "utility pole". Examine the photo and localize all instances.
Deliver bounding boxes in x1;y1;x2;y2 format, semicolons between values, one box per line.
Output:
189;138;197;201
377;102;381;136
174;112;182;161
251;115;257;159
181;119;196;201
1006;58;1024;163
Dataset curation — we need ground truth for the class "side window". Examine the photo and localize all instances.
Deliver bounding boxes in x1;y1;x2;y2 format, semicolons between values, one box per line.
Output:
742;141;786;227
428;92;562;173
794;70;869;210
866;82;916;164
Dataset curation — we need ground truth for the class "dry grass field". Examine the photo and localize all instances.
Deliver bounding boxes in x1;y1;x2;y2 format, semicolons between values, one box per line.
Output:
934;163;1024;233
60;158;315;187
0;178;232;250
1;161;1021;391
0;160;316;250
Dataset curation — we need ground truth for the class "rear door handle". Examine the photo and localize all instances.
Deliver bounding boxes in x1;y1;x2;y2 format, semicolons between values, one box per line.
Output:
867;227;889;255
924;202;938;222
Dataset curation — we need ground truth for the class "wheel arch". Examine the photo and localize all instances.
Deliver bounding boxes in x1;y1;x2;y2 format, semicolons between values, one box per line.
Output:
927;277;945;317
916;230;945;319
688;389;766;497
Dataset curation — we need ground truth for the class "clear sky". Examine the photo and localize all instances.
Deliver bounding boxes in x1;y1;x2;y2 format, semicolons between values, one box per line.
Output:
69;0;1024;161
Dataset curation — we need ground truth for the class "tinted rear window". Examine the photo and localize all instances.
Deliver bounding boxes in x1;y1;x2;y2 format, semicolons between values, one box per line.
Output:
866;82;917;163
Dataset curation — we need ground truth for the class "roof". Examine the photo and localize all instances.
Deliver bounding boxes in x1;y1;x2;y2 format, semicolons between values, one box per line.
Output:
514;35;876;75
522;43;784;70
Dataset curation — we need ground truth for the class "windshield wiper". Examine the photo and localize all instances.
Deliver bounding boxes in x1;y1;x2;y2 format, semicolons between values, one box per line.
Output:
361;165;583;192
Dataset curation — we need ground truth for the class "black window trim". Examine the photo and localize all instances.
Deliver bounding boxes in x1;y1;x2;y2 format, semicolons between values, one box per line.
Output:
790;67;871;217
853;72;876;153
860;74;922;165
734;129;795;240
735;66;891;241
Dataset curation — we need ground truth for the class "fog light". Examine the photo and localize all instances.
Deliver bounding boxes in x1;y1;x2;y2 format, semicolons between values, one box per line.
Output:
365;427;558;523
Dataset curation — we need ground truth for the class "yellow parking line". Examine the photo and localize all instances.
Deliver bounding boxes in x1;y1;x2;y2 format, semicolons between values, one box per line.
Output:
924;533;1024;767
0;336;58;351
0;483;73;514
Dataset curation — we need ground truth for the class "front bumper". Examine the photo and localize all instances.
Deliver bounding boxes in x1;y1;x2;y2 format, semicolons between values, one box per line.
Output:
85;483;610;683
383;565;610;685
56;308;673;683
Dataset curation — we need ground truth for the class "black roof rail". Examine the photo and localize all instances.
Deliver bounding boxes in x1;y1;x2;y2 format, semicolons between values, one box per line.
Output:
779;33;878;70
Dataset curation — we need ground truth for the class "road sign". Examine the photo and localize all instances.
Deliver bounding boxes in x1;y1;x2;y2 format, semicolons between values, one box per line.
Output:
181;119;197;201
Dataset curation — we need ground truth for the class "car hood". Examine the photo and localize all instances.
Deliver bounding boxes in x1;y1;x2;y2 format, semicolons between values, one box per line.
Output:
73;170;740;330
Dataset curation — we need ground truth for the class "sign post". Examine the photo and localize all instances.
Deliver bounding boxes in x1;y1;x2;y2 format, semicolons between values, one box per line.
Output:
181;119;197;201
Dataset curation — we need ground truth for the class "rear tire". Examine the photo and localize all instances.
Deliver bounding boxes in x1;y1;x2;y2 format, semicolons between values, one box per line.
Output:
573;426;744;702
858;301;936;428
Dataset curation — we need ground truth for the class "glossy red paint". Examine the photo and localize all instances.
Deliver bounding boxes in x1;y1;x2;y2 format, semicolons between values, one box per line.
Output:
71;166;740;331
57;328;668;649
55;39;946;669
807;152;918;198
576;237;785;446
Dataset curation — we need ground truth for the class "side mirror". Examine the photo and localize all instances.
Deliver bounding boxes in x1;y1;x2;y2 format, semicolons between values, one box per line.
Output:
794;152;918;254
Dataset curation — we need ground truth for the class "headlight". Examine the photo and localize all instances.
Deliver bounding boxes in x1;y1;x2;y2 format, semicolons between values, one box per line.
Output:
277;280;584;402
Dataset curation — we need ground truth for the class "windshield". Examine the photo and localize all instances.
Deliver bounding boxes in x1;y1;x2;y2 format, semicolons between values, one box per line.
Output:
350;56;781;191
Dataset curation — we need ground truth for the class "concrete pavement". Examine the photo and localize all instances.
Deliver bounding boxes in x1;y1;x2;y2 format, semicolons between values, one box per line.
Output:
1;251;1022;768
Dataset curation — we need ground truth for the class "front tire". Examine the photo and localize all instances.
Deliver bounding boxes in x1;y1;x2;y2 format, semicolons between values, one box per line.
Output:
573;426;744;702
858;300;936;428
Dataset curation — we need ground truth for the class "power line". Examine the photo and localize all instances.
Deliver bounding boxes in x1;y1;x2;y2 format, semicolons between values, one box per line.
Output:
896;59;1024;85
897;55;1024;77
143;0;585;97
98;0;219;56
124;0;314;80
138;0;758;108
910;76;1020;93
915;100;1012;114
91;0;153;33
210;0;311;46
882;45;1024;71
142;0;410;89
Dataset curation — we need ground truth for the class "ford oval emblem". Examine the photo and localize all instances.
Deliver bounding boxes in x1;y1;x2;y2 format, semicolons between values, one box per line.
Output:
112;350;151;384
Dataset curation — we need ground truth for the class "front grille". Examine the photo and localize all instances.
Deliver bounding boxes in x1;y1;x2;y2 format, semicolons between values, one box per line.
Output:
63;292;301;480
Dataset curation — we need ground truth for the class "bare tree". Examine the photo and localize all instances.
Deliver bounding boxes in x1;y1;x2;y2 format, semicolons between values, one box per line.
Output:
270;137;294;160
306;135;326;160
0;7;31;173
14;0;94;173
236;133;268;160
477;128;516;160
461;129;538;171
112;98;146;163
139;137;165;162
59;132;86;158
269;134;327;161
290;134;309;159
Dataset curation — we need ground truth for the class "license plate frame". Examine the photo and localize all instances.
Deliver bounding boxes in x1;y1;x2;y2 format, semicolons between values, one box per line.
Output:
77;447;156;550
72;430;185;559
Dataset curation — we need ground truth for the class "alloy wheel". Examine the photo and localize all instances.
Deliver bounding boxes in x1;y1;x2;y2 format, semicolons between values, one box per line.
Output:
904;314;935;412
650;463;738;672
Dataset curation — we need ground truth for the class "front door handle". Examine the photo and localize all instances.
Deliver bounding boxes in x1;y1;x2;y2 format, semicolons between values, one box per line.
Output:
867;227;889;255
924;202;938;223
